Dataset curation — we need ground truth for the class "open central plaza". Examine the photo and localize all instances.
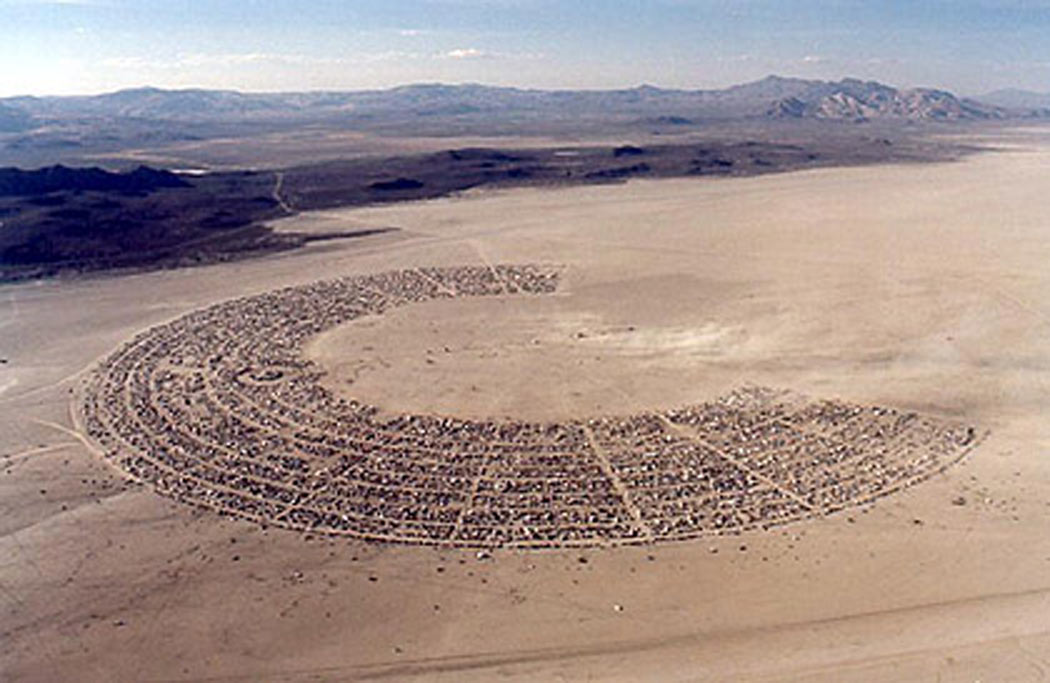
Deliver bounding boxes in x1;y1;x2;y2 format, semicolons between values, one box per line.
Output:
80;265;979;548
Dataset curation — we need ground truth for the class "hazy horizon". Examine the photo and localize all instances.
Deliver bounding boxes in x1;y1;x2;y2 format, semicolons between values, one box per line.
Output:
1;72;1017;100
3;0;1050;98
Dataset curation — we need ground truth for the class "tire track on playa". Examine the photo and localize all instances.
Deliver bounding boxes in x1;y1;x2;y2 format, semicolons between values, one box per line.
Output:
0;290;22;399
962;271;1050;330
23;401;278;679
272;171;294;214
0;378;20;397
32;417;99;456
0;362;94;406
158;584;1050;682
0;442;77;474
0;289;20;330
0;509;72;680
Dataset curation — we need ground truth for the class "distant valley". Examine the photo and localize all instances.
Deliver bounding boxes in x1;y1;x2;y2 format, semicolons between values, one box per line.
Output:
0;135;966;282
0;74;1035;282
0;75;1040;170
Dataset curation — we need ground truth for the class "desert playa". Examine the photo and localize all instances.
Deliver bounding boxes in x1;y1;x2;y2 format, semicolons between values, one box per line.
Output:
2;129;1050;680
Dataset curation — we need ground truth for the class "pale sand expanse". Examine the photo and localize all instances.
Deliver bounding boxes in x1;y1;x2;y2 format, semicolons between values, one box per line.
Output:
2;131;1050;680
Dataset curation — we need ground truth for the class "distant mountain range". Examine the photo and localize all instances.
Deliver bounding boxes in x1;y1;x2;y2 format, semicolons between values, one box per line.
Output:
0;75;1032;129
2;75;1043;169
971;88;1050;112
760;77;1004;121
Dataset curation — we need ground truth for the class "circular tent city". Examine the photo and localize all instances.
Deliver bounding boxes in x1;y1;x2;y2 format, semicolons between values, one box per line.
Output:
79;264;980;548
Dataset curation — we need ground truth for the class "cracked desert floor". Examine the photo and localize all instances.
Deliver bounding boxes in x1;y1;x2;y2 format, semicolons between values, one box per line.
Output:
3;128;1050;681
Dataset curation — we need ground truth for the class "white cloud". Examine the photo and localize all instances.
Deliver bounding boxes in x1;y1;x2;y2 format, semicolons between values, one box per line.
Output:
358;50;423;63
179;53;276;67
100;55;152;68
801;55;827;64
443;47;490;60
718;53;755;63
100;51;427;72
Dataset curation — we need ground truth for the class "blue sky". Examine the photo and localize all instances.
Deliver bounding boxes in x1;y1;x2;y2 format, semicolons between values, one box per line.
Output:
2;0;1049;96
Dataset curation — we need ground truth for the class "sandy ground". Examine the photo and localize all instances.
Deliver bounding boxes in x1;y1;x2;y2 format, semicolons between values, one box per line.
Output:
2;129;1050;681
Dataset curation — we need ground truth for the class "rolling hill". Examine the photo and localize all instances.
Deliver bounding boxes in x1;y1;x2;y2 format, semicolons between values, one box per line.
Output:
0;76;1013;129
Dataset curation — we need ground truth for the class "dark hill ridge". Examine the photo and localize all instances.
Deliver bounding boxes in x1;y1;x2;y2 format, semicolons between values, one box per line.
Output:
0;135;968;282
0;164;189;197
0;166;289;280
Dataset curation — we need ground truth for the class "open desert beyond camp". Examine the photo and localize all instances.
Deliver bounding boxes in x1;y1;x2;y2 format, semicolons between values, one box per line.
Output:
2;129;1050;681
